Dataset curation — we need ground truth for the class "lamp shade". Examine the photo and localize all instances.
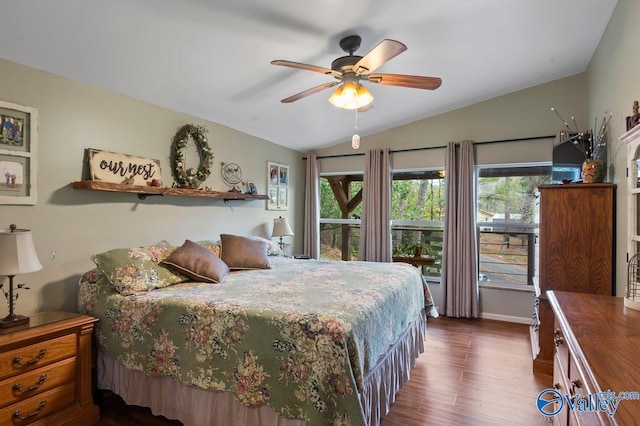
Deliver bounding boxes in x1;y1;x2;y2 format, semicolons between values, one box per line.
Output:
272;217;294;238
0;226;42;276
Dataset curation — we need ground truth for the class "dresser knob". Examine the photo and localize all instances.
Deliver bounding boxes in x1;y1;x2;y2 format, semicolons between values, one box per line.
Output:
553;336;564;346
571;378;583;393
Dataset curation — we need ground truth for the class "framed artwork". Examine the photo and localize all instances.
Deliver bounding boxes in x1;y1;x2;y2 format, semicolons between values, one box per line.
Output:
267;161;288;210
0;100;38;205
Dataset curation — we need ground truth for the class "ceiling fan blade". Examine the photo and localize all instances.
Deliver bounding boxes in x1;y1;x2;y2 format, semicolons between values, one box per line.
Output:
367;73;442;90
280;81;340;103
271;60;339;77
353;39;407;75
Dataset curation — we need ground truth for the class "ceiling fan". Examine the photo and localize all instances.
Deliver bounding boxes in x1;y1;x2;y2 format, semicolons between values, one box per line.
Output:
271;35;442;110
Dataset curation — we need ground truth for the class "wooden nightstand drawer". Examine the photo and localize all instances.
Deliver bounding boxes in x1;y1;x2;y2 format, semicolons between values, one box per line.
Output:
0;382;75;426
0;357;75;408
0;333;76;381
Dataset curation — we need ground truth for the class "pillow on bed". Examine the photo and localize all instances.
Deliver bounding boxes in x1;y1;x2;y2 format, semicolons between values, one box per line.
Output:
195;240;222;257
220;234;271;270
250;236;285;256
163;239;229;283
91;240;188;295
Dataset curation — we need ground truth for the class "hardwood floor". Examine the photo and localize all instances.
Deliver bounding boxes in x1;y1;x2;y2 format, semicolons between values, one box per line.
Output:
380;316;551;426
96;316;552;425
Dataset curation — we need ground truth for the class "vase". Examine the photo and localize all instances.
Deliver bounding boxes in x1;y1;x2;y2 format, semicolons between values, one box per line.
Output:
581;159;606;183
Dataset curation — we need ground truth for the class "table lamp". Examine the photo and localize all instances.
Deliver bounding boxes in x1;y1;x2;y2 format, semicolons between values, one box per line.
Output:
272;216;294;251
0;224;42;329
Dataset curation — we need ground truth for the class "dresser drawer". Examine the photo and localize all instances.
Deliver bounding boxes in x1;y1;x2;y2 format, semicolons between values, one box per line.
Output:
568;353;611;426
0;382;75;426
0;334;76;380
0;357;75;408
553;355;569;426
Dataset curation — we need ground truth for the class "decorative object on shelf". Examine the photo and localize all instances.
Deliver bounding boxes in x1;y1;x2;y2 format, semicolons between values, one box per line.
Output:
87;148;161;186
267;161;289;210
551;107;612;183
0;224;42;329
581;159;606;183
272;216;294;251
0;100;38;205
626;101;640;131
221;162;243;192
246;182;257;195
626;253;640;311
171;124;213;189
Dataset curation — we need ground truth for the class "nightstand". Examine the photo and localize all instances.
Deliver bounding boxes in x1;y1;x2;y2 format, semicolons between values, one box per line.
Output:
0;311;100;425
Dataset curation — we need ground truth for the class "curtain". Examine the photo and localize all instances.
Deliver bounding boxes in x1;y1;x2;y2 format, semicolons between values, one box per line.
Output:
358;148;392;262
441;140;479;318
303;153;320;259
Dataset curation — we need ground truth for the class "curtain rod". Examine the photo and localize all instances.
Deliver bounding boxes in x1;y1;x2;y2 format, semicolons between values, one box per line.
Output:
302;134;555;160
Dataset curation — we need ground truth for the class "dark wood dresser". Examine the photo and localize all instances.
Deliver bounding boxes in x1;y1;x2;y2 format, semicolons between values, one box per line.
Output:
548;291;640;425
532;183;615;376
0;311;99;425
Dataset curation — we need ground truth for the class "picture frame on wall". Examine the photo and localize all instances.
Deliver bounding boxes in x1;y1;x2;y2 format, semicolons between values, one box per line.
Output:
267;161;288;210
0;100;38;205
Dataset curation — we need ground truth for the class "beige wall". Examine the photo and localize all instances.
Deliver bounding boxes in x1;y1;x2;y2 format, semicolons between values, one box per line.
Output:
586;0;640;298
0;58;304;318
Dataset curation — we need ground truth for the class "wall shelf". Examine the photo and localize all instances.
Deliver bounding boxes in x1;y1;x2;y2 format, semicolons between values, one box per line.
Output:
72;180;269;202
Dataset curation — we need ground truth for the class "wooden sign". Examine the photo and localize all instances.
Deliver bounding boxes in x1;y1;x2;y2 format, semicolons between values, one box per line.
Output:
88;149;161;186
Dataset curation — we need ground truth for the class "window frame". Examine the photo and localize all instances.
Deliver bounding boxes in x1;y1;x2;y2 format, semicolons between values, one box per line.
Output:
475;161;551;289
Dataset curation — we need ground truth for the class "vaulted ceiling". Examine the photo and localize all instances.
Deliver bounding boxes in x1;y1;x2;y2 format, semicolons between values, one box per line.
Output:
0;0;618;152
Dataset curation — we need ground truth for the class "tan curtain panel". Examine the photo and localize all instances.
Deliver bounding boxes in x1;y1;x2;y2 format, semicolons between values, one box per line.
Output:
304;153;321;259
359;148;392;262
441;140;479;318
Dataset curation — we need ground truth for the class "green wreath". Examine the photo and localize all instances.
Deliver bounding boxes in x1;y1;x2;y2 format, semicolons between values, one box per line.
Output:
172;124;214;189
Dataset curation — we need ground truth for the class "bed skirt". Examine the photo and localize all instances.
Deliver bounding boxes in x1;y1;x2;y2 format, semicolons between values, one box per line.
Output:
97;309;426;426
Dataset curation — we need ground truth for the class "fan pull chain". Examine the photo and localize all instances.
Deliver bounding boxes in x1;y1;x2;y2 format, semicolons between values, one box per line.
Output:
352;108;360;149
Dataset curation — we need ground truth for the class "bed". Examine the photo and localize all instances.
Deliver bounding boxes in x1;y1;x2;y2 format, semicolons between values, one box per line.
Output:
78;237;435;426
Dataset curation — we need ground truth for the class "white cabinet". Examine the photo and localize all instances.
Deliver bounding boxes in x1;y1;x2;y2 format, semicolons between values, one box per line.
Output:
621;125;640;256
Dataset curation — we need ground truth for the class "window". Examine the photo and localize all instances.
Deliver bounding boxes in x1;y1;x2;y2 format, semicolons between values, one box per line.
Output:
476;164;551;286
319;174;362;260
391;169;445;277
319;169;445;277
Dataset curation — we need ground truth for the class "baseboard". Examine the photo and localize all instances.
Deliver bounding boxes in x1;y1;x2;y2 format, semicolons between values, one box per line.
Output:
480;312;531;324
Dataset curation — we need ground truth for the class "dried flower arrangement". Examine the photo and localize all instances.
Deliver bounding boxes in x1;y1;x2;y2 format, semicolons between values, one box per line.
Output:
551;107;613;160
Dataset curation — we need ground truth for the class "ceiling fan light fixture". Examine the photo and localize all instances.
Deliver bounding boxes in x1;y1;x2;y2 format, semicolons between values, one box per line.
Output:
356;84;373;107
328;82;373;110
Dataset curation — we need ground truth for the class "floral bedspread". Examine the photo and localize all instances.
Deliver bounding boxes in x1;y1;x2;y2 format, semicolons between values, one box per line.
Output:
79;257;434;425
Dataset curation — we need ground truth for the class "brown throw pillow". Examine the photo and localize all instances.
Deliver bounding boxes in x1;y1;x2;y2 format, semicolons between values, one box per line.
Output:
220;234;271;270
163;239;230;283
